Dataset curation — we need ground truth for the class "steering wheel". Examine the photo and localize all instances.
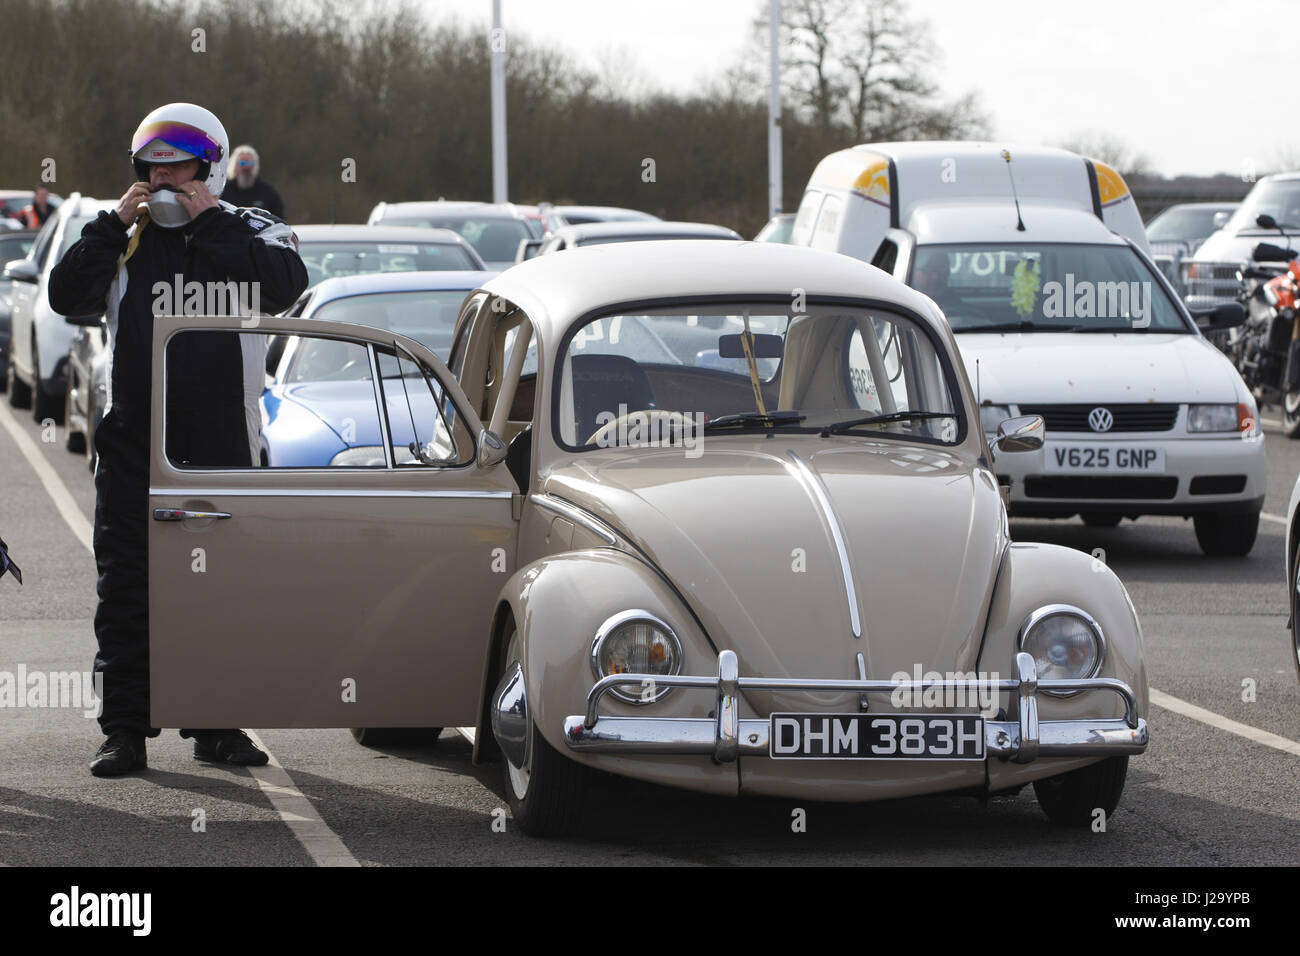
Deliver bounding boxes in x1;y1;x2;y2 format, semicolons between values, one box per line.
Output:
585;408;700;448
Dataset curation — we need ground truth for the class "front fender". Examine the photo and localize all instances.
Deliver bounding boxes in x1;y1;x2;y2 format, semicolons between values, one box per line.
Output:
475;548;738;797
980;541;1148;791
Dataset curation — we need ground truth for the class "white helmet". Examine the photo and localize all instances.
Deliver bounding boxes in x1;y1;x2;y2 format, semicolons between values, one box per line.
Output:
130;103;229;227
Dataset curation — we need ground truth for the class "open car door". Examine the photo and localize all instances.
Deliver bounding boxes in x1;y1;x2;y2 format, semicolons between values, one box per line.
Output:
148;314;516;728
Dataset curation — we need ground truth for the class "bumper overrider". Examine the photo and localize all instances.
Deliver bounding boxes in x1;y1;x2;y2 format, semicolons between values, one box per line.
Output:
559;650;1148;763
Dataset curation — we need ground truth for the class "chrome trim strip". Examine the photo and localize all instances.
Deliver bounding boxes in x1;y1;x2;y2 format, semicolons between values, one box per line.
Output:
150;487;512;499
535;495;618;545
153;509;231;521
785;450;861;638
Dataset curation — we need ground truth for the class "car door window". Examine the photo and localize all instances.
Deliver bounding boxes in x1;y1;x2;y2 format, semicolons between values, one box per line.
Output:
376;344;473;466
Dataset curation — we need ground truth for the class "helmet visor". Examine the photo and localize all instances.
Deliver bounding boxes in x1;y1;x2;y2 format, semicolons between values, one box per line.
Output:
131;121;224;164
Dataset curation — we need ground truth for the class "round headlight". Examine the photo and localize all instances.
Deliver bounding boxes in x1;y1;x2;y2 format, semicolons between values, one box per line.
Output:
591;611;682;704
1018;605;1104;693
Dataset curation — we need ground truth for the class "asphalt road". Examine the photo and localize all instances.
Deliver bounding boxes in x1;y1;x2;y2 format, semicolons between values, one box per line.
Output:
0;398;1296;866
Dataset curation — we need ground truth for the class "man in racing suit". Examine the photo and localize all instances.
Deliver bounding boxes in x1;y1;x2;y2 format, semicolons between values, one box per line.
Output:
49;103;308;776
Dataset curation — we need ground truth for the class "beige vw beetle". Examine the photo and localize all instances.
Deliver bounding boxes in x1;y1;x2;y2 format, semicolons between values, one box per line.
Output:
148;241;1148;836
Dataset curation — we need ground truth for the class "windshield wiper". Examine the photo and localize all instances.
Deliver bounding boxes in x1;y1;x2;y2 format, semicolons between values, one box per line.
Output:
820;411;956;436
703;410;806;430
1065;324;1154;333
955;320;1038;333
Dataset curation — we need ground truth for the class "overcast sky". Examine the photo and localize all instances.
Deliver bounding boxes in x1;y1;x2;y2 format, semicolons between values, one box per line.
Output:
418;0;1294;179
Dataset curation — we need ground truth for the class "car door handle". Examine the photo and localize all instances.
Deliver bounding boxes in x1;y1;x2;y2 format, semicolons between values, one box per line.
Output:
153;509;232;521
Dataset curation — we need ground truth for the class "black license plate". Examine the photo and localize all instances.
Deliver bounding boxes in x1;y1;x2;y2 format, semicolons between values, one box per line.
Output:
769;713;985;760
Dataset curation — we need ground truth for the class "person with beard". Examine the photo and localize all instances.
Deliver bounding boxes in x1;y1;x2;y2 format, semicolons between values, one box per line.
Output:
48;103;308;776
220;144;285;219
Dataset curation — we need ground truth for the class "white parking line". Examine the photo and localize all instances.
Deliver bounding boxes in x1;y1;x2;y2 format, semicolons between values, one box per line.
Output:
0;402;359;867
1150;688;1300;758
1262;513;1287;525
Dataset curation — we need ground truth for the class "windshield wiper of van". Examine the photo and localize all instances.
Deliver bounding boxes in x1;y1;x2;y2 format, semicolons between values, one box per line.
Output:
703;410;806;431
957;320;1039;333
820;411;957;436
1065;323;1155;333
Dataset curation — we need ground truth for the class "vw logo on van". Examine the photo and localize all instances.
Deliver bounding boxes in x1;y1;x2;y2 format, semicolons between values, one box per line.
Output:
1088;407;1114;432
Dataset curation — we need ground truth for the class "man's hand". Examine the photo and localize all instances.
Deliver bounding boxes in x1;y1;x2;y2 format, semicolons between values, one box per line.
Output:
176;180;219;219
115;182;151;226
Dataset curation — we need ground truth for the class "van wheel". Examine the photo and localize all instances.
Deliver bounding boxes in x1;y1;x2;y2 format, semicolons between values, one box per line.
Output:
1194;510;1259;557
349;727;442;747
1033;756;1128;827
498;625;586;836
6;358;31;408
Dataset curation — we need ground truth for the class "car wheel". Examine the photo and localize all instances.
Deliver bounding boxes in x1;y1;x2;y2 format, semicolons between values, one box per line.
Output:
1292;541;1300;683
1033;755;1128;827
497;625;586;836
6;355;31;408
64;374;85;453
348;727;442;747
1193;510;1260;557
1080;513;1121;528
30;344;60;424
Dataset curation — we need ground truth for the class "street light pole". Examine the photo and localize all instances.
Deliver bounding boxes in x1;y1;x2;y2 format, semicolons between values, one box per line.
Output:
491;0;508;203
768;0;782;218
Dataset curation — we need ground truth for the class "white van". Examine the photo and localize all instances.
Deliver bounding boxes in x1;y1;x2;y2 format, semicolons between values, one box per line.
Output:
792;142;1266;557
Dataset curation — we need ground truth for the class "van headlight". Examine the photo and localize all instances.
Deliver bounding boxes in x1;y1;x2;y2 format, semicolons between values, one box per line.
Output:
1018;604;1104;694
590;610;682;704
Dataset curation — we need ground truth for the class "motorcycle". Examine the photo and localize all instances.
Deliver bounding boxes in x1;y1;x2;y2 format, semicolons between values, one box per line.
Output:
1232;213;1300;437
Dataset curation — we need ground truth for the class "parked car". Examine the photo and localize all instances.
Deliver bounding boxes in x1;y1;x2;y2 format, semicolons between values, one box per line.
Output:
295;224;485;285
754;213;795;243
540;205;660;233
519;220;743;262
63;313;107;469
261;270;493;466
0;229;37;387
792;142;1264;556
147;241;1149;836
0;190;62;230
4;194;116;422
1145;202;1238;292
1183;174;1300;310
367;201;538;269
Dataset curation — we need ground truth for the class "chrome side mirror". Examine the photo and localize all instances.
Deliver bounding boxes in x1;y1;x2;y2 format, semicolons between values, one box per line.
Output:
995;415;1044;453
477;429;508;468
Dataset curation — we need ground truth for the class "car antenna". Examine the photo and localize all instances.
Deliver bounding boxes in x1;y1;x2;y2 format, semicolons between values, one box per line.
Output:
976;358;982;407
1001;149;1026;232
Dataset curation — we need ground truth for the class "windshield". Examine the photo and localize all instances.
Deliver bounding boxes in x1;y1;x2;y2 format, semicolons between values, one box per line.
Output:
298;241;476;286
1224;180;1300;233
1146;207;1233;243
385;216;530;263
312;289;470;359
908;243;1187;333
554;304;961;449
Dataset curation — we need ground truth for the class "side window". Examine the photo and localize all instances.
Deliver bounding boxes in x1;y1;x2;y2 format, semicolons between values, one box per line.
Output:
789;191;823;246
376;344;473;466
30;219;56;269
871;239;898;274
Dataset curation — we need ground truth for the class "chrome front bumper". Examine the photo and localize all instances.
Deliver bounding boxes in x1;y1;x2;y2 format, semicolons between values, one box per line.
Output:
562;650;1148;764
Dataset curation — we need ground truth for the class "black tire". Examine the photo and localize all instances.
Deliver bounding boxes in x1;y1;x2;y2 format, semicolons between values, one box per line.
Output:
1033;755;1129;827
6;356;31;408
1193;510;1260;557
1080;513;1122;528
349;727;442;747
30;344;60;424
1291;540;1300;683
498;625;586;836
64;375;85;453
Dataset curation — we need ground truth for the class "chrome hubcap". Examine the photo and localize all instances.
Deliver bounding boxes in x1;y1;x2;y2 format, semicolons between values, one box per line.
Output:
502;630;530;800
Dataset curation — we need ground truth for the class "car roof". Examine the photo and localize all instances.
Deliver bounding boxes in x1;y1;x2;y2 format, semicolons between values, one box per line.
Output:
294;223;470;244
908;202;1127;246
555;205;659;221
557;221;742;243
480;240;941;342
1152;202;1238;212
373;201;524;220
305;270;499;306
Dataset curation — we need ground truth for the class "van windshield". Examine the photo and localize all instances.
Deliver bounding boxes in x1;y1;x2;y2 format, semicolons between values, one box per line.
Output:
908;243;1188;333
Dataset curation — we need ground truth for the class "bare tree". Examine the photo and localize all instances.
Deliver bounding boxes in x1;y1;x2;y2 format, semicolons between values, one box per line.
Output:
1058;132;1153;179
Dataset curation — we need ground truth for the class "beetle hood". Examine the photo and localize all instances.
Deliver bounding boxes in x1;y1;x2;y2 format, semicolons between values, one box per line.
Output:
546;439;1008;714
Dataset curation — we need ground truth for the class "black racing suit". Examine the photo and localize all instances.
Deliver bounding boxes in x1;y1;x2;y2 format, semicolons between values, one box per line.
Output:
220;178;285;220
48;203;307;738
